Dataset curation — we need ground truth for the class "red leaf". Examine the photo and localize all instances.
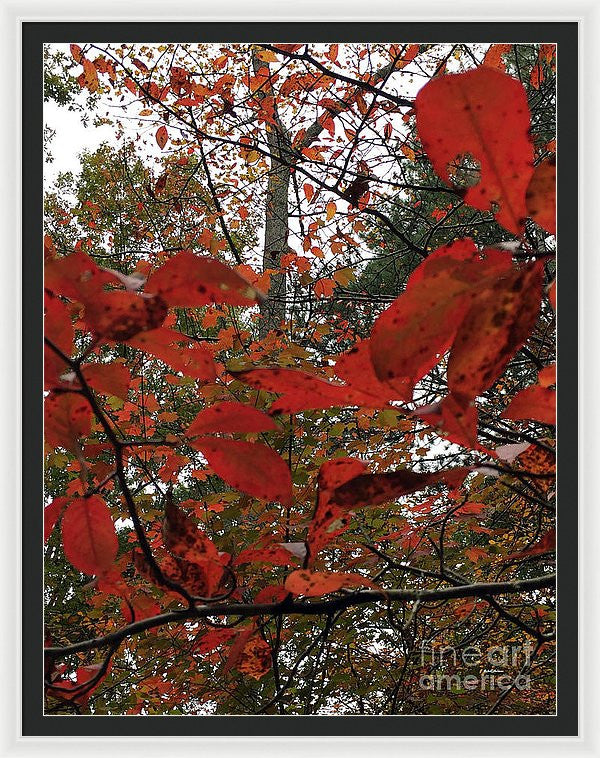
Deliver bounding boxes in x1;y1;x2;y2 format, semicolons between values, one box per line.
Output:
234;543;300;567
82;361;131;400
163;500;220;565
44;392;91;453
308;458;368;561
334;340;400;399
526;158;556;234
447;261;544;400
186;401;277;437
84;291;168;341
120;592;161;624
145;250;261;307
45;250;118;302
415;393;482;451
501;385;556;425
195;627;237;654
155;125;168;149
330;467;471;509
44;497;69;542
231;367;384;415
127;327;216;382
44;293;73;389
61;496;118;576
190;437;293;505
370;240;513;399
482;44;512;72
538;363;556;388
415;67;534;234
284;569;380;597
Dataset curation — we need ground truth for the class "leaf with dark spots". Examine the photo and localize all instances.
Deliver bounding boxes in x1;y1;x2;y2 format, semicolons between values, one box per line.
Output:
330;467;472;508
44;392;91;454
284;569;381;597
230;367;388;415
145;250;262;307
415;67;534;234
83;291;168;341
447;261;544;400
370;240;513;398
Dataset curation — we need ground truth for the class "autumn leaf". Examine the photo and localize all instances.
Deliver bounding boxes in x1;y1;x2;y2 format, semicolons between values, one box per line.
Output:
415;67;534;234
120;592;161;625
190;437;293;505
44;293;73;389
231;366;385;415
502;385;556;425
314;278;335;298
155;125;168;149
127;327;217;383
370;240;514;400
145;250;261;307
447;261;544;401
83;291;168;341
526;158;556;234
538;363;556;388
284;569;380;597
44;497;69;542
186;401;277;437
44;392;91;454
82;361;131;400
61;496;118;576
308;458;368;561
330;467;471;508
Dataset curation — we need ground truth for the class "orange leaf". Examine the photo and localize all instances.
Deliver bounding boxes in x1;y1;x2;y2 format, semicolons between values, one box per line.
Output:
285;569;379;597
303;183;315;203
314;278;335;298
155;126;168;150
501;385;556;425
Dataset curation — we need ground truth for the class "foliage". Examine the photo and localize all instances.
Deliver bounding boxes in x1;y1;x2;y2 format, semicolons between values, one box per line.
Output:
43;42;556;716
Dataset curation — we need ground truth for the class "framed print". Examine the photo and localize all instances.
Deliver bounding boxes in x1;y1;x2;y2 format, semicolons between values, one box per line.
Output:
14;11;588;749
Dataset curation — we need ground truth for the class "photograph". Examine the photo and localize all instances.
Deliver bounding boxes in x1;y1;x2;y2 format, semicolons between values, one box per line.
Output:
40;36;560;721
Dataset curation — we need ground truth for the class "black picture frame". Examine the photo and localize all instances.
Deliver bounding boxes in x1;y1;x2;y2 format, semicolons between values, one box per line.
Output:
25;20;578;738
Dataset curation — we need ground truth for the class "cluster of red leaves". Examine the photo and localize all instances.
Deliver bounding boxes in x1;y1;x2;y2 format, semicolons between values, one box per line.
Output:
45;61;556;690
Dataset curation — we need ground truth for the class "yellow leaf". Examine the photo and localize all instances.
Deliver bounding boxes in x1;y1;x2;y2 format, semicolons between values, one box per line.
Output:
333;267;355;286
326;201;337;220
256;49;278;63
